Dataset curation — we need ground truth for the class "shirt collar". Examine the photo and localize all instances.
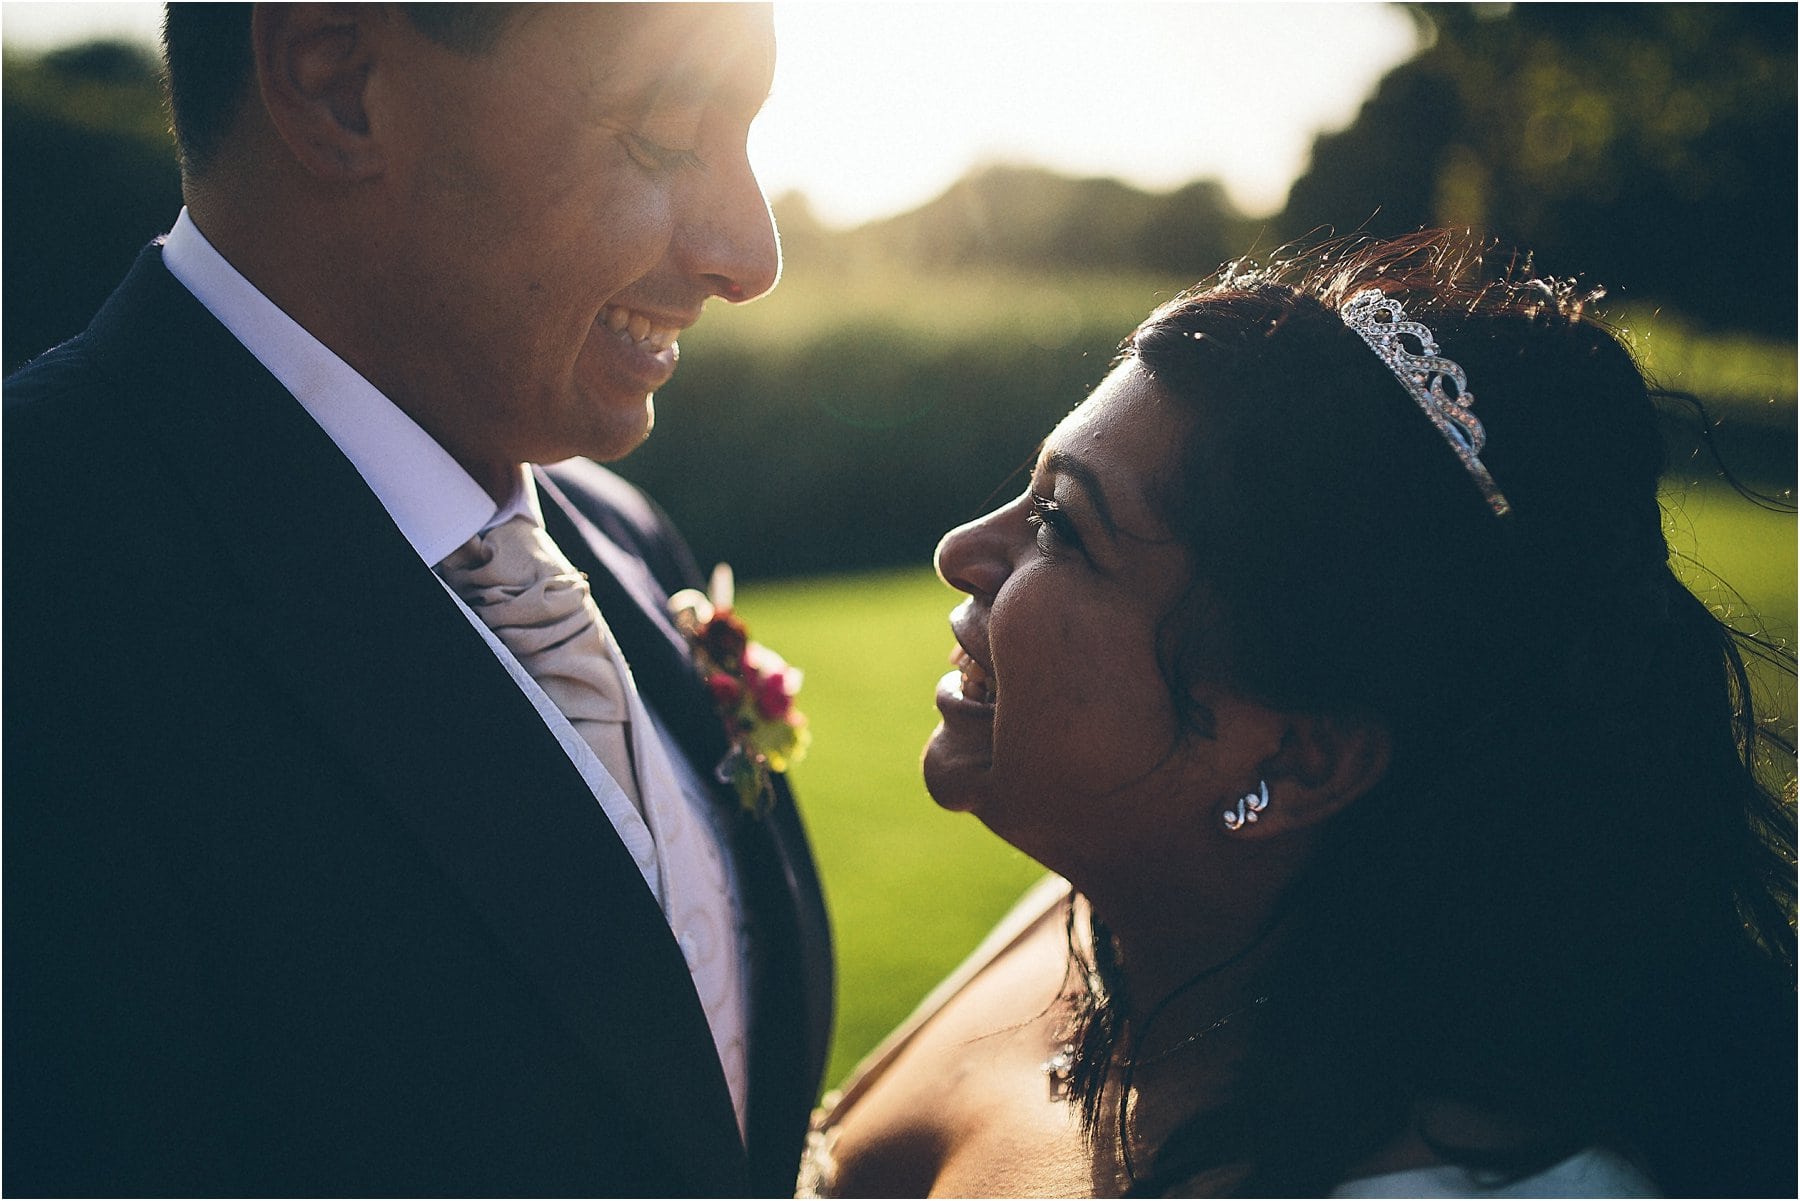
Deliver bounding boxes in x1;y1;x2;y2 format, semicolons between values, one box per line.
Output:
488;464;542;531
160;207;525;565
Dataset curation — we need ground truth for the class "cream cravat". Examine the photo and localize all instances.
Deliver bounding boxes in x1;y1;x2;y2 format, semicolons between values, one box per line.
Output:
439;514;751;1131
437;515;644;815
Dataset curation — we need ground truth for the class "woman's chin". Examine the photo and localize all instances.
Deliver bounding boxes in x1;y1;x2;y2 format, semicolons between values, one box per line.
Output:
926;668;997;811
922;724;991;813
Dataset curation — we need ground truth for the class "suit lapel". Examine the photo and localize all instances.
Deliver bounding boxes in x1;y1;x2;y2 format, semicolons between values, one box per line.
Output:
536;471;837;1190
536;470;734;779
83;249;749;1186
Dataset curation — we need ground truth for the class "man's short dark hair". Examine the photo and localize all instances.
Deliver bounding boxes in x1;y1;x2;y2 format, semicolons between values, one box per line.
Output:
161;3;517;177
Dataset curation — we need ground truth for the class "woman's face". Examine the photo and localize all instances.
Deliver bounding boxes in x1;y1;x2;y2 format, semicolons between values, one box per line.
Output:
925;362;1264;881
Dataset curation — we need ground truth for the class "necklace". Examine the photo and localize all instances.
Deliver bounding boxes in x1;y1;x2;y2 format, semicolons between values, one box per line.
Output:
1127;994;1270;1068
1112;994;1271;1189
1042;996;1270;1106
1041;995;1268;1101
1042;901;1275;1099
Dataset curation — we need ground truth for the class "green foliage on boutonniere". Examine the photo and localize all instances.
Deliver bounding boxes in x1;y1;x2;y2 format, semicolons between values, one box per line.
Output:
670;564;810;817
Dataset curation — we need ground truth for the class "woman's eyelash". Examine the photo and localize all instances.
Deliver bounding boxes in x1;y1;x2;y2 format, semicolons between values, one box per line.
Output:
1026;491;1080;549
622;132;706;173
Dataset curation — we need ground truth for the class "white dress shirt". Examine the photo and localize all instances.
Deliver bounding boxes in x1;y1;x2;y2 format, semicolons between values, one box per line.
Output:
161;209;751;1134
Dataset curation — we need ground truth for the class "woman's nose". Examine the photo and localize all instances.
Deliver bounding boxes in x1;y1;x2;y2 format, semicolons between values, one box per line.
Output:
935;506;1015;599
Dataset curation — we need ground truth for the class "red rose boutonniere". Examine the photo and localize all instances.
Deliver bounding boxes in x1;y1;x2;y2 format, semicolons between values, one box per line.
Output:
669;565;809;817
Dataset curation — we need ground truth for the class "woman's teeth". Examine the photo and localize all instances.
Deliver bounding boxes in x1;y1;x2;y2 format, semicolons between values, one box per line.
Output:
601;305;677;353
950;646;994;704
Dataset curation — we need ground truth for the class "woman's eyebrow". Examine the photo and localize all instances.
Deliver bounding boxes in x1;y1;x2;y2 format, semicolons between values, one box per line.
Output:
1043;449;1119;540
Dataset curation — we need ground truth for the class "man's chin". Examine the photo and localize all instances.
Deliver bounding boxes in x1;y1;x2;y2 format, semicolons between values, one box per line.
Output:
581;397;656;463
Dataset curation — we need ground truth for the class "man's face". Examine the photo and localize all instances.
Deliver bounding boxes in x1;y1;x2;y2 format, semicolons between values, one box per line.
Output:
365;4;779;485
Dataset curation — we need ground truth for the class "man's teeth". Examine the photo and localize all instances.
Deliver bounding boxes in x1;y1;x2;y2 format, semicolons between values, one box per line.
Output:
602;305;678;353
950;646;995;704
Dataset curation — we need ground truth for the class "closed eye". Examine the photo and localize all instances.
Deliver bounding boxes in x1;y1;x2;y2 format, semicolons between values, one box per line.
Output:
1026;491;1083;554
621;131;706;174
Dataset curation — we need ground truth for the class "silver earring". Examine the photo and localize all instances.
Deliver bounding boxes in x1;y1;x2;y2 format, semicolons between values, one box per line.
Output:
1222;779;1269;831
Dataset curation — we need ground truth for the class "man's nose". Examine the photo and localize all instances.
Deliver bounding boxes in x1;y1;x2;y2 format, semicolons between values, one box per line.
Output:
683;155;781;304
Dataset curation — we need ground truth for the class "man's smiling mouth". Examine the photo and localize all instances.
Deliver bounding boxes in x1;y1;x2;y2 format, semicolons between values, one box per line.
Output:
600;304;680;353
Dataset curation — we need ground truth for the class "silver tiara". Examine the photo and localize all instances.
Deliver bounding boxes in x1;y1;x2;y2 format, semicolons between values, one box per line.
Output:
1339;288;1511;516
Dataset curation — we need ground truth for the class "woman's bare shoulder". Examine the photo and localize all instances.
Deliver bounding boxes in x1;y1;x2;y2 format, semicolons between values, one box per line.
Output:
821;875;1073;1110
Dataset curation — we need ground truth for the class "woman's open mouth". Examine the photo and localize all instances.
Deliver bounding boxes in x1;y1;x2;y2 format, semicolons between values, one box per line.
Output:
949;645;994;705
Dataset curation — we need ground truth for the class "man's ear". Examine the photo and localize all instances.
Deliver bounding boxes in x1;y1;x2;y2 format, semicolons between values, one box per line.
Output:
252;3;383;180
1234;712;1392;840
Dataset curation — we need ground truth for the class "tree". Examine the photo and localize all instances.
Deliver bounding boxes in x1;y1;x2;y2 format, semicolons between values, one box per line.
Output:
1279;3;1797;334
3;41;183;374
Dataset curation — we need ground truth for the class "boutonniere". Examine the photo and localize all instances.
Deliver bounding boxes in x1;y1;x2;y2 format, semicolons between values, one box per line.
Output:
669;564;810;818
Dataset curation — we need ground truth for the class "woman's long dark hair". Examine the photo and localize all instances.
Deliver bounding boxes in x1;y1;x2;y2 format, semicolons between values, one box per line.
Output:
1068;232;1795;1196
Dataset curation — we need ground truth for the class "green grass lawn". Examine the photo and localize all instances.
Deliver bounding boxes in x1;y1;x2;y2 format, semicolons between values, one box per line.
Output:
1662;483;1798;738
732;483;1796;1089
732;567;1047;1086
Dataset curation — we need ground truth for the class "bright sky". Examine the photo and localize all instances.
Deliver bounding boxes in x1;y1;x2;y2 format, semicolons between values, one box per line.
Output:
1;1;1420;227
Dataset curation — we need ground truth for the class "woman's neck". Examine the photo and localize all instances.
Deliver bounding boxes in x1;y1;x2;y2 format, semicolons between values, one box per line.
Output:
1062;888;1284;1196
1070;841;1303;1013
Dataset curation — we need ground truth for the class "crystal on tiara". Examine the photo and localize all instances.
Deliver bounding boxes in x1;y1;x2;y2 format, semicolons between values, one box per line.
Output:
1339;288;1512;516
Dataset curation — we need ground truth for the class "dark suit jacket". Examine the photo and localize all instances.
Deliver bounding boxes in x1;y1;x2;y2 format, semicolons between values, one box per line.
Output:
3;246;833;1197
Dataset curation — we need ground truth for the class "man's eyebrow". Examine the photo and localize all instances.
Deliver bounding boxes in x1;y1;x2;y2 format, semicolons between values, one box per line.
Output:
652;65;770;110
613;51;773;120
1043;449;1119;540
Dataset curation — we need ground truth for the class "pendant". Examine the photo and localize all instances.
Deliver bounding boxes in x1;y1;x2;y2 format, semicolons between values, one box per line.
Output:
1041;1042;1076;1102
